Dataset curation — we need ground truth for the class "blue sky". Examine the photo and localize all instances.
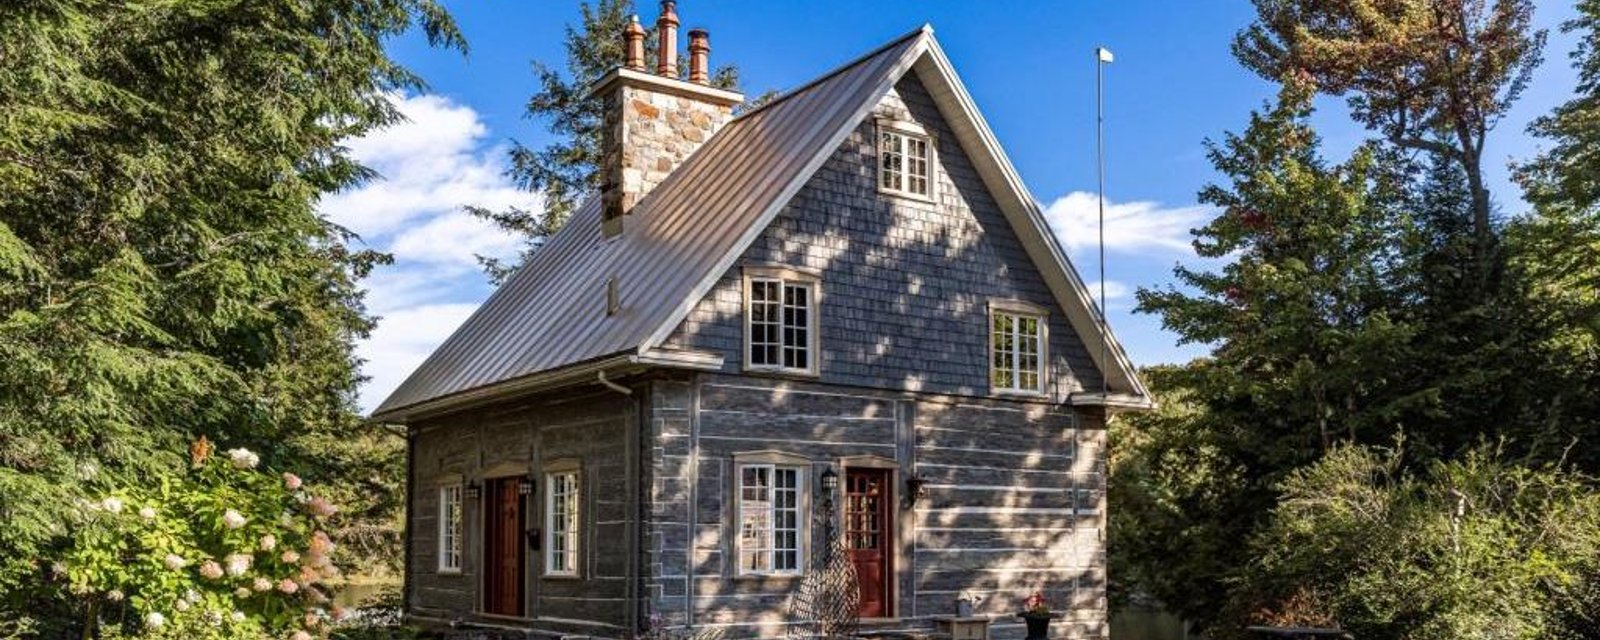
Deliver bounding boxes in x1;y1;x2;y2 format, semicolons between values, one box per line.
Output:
332;1;1583;411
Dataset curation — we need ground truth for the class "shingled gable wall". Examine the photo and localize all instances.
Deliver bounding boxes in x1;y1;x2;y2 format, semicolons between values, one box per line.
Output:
645;70;1110;639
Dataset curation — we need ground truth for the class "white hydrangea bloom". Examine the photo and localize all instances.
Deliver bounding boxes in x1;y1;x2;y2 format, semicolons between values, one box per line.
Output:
224;553;251;577
225;448;259;469
138;506;157;521
100;497;124;514
163;554;187;570
144;612;166;629
221;509;246;529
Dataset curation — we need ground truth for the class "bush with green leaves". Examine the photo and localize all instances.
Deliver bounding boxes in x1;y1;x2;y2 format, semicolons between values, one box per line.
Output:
54;439;348;640
1227;443;1600;639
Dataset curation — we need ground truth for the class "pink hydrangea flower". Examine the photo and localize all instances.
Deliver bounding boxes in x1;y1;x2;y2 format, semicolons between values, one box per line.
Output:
291;631;312;640
199;561;224;580
281;550;300;564
253;577;272;592
259;534;276;552
308;497;337;518
283;473;303;490
308;531;333;555
278;579;299;594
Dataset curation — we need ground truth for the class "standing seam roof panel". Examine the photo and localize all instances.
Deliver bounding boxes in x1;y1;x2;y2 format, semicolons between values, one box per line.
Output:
373;29;926;417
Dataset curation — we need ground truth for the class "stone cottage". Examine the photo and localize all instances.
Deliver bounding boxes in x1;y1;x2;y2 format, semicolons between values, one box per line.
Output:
372;5;1151;638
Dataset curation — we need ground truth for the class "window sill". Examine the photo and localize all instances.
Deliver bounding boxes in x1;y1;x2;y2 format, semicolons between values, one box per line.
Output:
734;572;805;581
878;188;935;204
743;365;820;379
541;573;582;581
992;388;1049;399
436;568;464;576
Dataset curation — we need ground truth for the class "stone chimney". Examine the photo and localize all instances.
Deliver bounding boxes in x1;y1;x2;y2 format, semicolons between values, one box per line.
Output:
591;1;742;237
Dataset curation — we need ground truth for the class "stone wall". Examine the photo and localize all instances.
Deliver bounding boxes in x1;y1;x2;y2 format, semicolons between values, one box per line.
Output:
599;81;735;233
641;373;1108;640
407;387;639;637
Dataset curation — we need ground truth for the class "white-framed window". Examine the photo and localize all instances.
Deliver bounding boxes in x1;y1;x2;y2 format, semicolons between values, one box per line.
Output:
991;308;1046;394
746;270;818;375
737;464;803;575
545;470;580;576
437;484;462;573
878;122;932;199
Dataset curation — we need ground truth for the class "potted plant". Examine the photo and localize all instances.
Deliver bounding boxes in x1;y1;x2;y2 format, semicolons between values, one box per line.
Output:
1017;591;1054;640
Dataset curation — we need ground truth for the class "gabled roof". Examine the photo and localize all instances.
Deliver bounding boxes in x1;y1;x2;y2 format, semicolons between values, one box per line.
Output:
373;25;1148;422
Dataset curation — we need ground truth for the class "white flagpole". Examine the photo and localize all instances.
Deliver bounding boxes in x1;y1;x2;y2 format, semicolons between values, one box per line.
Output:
1095;46;1112;397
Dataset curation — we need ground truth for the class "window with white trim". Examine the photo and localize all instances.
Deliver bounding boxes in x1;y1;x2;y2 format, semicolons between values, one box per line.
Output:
879;126;931;198
747;275;815;373
992;311;1045;393
545;471;580;576
738;465;802;575
437;484;462;572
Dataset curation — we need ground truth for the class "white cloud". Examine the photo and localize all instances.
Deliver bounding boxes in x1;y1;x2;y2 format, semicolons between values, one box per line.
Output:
1042;191;1213;256
320;93;538;412
358;303;482;411
1084;279;1131;300
320;93;538;240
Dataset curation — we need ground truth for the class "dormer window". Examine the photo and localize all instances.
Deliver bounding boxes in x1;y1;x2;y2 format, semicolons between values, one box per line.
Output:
990;300;1048;395
878;120;933;199
744;267;819;375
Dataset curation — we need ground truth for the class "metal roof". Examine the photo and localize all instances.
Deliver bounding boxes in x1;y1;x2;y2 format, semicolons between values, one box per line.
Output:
372;27;928;420
373;24;1151;422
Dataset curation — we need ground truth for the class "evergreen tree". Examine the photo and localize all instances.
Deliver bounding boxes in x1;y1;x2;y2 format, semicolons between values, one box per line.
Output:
1123;81;1421;629
1235;0;1546;273
473;0;740;282
0;0;461;632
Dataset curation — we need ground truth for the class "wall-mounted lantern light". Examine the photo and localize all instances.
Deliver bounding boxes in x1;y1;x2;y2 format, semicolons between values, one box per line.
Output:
518;475;535;496
464;481;482;501
820;466;839;497
906;475;930;506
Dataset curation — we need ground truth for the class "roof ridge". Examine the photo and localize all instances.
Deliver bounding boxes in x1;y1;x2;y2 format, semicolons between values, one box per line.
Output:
729;23;930;122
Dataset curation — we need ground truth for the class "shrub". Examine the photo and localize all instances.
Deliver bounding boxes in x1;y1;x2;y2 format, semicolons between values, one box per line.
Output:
54;438;347;639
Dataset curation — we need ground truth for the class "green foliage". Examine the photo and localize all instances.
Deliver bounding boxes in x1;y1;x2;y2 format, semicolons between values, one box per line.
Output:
57;444;344;639
1231;444;1600;640
475;0;741;282
1235;0;1545;259
1115;2;1600;636
0;0;460;632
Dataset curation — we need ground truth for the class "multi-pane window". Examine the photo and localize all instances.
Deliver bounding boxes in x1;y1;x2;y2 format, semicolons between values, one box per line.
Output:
992;311;1044;393
879;128;931;197
748;277;814;373
437;485;462;572
545;471;579;576
738;465;801;575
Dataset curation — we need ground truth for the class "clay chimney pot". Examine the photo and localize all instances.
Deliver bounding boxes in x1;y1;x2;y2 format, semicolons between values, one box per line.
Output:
687;29;710;84
623;15;646;71
656;1;679;77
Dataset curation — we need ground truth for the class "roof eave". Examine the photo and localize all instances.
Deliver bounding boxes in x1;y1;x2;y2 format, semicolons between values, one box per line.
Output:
367;348;725;425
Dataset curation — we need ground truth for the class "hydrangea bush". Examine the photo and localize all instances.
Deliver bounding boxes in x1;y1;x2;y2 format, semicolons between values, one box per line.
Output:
56;438;345;639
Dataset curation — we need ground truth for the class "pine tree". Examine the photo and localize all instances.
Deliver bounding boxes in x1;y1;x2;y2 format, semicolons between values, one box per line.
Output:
0;0;461;631
1235;0;1546;274
1123;81;1422;629
473;0;740;282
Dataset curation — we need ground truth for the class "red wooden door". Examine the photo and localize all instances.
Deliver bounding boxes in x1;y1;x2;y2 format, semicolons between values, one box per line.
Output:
845;468;893;618
482;478;525;616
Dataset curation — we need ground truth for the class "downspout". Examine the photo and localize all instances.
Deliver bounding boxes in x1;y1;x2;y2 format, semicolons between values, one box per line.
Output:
402;427;416;623
598;370;634;395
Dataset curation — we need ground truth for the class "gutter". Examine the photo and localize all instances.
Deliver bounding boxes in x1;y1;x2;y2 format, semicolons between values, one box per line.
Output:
370;348;723;424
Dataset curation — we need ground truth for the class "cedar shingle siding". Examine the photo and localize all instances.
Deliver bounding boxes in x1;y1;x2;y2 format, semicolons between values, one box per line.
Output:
664;75;1104;398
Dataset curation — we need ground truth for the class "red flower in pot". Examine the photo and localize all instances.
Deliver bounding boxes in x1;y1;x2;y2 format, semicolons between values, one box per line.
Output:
1019;591;1053;639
